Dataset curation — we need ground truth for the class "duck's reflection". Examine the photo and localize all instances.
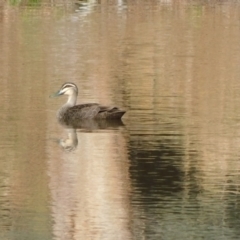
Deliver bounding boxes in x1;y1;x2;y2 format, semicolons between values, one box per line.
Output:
58;119;125;151
59;128;78;151
48;118;131;240
59;118;125;131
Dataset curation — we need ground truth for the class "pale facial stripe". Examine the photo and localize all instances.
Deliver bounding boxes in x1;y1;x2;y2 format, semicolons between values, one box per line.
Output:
62;83;76;89
60;82;78;92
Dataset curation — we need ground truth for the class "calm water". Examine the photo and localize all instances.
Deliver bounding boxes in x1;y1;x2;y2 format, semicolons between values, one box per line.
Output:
1;0;240;239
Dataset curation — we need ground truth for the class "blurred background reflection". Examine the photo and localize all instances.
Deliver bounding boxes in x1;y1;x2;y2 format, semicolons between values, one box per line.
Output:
1;0;240;239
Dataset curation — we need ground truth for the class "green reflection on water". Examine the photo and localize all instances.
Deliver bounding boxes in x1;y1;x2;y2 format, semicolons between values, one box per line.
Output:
8;0;41;6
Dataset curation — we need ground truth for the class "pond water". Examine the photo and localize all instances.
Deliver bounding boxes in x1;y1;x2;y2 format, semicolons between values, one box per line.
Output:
1;0;240;239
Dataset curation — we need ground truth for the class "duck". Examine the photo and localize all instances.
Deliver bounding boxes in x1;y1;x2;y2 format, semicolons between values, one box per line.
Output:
51;82;126;121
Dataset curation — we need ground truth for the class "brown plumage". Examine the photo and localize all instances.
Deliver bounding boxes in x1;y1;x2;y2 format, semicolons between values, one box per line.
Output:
51;82;126;121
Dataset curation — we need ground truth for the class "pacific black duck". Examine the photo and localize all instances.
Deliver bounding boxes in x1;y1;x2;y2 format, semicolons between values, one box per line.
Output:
51;82;126;121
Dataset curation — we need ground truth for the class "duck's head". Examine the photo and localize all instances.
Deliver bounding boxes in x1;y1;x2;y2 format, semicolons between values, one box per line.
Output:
50;82;78;98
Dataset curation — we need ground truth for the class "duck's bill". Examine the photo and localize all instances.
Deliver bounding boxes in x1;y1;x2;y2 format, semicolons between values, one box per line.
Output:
49;91;62;98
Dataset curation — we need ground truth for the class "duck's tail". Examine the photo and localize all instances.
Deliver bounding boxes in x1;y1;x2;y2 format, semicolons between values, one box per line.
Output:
108;110;126;119
98;106;126;119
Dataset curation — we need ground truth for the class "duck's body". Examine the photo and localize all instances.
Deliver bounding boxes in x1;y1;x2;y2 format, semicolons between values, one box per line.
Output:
59;103;125;120
52;82;126;121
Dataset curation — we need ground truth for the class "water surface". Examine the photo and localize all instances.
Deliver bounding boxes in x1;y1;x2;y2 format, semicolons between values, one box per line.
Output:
1;0;240;239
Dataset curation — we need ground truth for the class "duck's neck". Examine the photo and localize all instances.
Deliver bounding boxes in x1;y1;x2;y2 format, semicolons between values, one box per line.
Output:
58;92;77;118
66;92;77;107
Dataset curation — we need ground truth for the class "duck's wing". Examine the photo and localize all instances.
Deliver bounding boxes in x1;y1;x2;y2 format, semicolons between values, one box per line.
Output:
65;103;126;120
66;103;101;119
